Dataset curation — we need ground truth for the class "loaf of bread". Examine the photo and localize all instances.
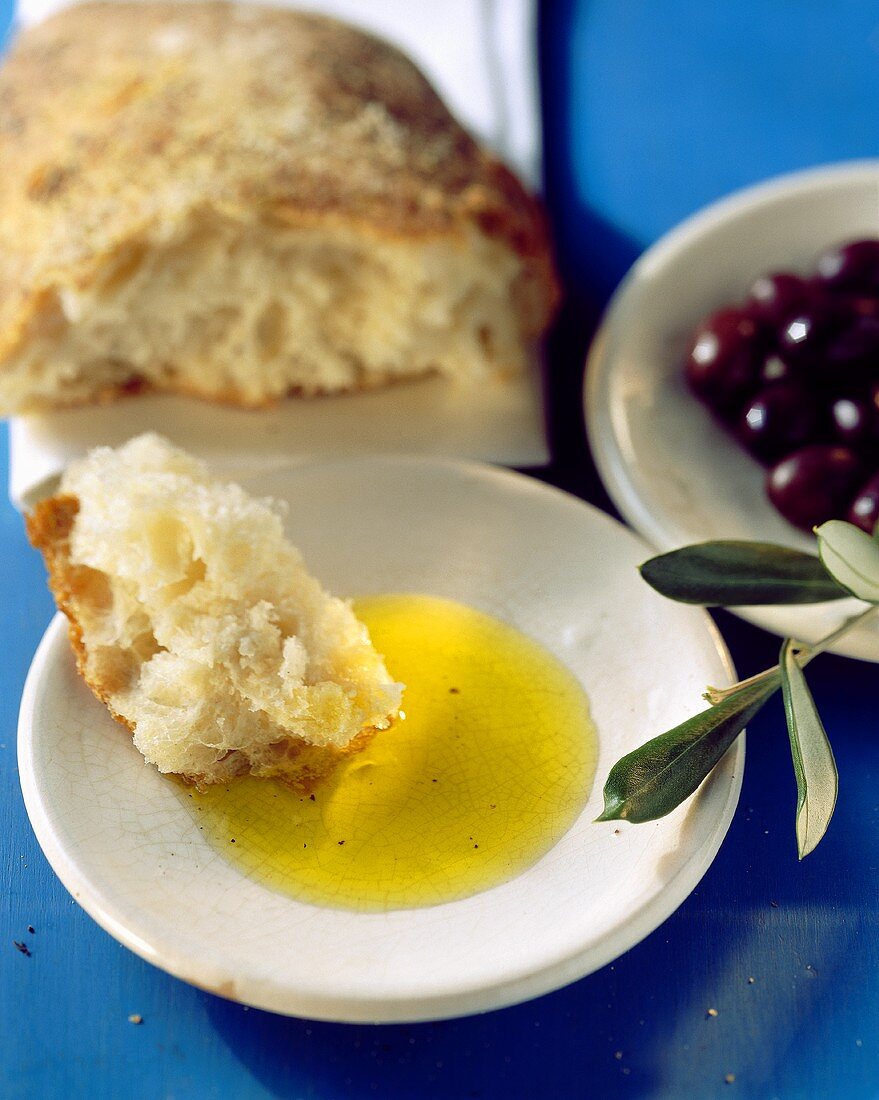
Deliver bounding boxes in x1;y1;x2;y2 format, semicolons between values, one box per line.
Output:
0;2;558;412
26;434;403;788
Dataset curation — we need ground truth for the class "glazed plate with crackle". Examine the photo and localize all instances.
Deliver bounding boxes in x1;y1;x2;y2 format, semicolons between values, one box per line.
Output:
19;456;742;1022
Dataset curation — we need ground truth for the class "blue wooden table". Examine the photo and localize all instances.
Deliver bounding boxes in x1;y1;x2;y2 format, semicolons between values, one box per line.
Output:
3;2;879;1096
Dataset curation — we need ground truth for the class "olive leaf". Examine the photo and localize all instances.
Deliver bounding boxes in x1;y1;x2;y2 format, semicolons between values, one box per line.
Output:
640;541;847;606
780;639;838;859
815;520;879;603
597;674;780;824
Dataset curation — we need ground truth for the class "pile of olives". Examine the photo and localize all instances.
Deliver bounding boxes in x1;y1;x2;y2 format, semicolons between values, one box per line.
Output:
684;238;879;532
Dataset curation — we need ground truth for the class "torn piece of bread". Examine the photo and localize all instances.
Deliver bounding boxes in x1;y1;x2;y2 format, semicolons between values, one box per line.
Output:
0;2;559;413
26;433;403;788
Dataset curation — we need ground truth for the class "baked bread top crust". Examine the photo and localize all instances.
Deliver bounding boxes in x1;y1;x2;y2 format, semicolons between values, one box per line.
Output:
0;2;557;365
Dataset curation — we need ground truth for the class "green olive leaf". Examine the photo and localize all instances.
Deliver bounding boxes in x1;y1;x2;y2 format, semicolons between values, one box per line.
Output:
597;674;780;824
815;520;879;603
640;541;847;606
780;639;838;859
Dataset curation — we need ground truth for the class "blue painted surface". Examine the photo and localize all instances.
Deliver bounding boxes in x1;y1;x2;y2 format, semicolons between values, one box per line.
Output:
544;0;879;298
2;2;879;1097
0;0;11;48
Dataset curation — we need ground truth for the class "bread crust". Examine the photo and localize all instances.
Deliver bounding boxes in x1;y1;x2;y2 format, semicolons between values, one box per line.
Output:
26;491;381;791
0;2;559;373
26;494;128;718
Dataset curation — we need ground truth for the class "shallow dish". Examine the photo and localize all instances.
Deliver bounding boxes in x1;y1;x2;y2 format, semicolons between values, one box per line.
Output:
585;160;879;660
19;456;741;1022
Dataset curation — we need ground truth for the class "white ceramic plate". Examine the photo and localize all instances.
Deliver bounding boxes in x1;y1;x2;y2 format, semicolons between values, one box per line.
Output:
585;160;879;660
19;456;741;1023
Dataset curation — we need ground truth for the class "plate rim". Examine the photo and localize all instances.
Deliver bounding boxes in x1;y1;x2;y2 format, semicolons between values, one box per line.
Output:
584;159;879;658
17;454;744;1023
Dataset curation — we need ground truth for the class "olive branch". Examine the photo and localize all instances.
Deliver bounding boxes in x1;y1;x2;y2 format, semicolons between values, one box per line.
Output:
598;521;879;858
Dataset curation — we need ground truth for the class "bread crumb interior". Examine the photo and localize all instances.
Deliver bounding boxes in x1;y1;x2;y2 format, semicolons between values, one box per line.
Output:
55;433;403;784
6;214;530;408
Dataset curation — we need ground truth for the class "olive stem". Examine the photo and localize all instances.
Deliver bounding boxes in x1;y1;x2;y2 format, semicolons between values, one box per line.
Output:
705;604;879;705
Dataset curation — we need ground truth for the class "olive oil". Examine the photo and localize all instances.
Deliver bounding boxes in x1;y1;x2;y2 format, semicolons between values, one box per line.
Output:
186;594;597;911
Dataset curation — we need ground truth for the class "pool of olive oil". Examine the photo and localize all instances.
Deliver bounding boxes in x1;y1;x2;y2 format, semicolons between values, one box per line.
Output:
185;594;598;912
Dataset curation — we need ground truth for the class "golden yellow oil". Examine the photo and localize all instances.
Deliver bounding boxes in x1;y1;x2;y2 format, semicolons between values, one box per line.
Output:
185;594;597;912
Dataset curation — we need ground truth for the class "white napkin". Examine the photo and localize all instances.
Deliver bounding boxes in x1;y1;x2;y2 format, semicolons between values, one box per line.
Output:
8;0;547;510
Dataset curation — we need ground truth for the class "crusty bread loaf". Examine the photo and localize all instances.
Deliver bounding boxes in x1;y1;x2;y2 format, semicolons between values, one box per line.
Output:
0;2;559;412
26;433;403;788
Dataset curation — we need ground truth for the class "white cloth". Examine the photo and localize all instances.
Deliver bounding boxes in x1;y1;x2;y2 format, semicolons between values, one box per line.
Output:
8;0;547;510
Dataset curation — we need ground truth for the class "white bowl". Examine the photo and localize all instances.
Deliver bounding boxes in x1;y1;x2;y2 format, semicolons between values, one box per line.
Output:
585;160;879;660
19;456;740;1022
